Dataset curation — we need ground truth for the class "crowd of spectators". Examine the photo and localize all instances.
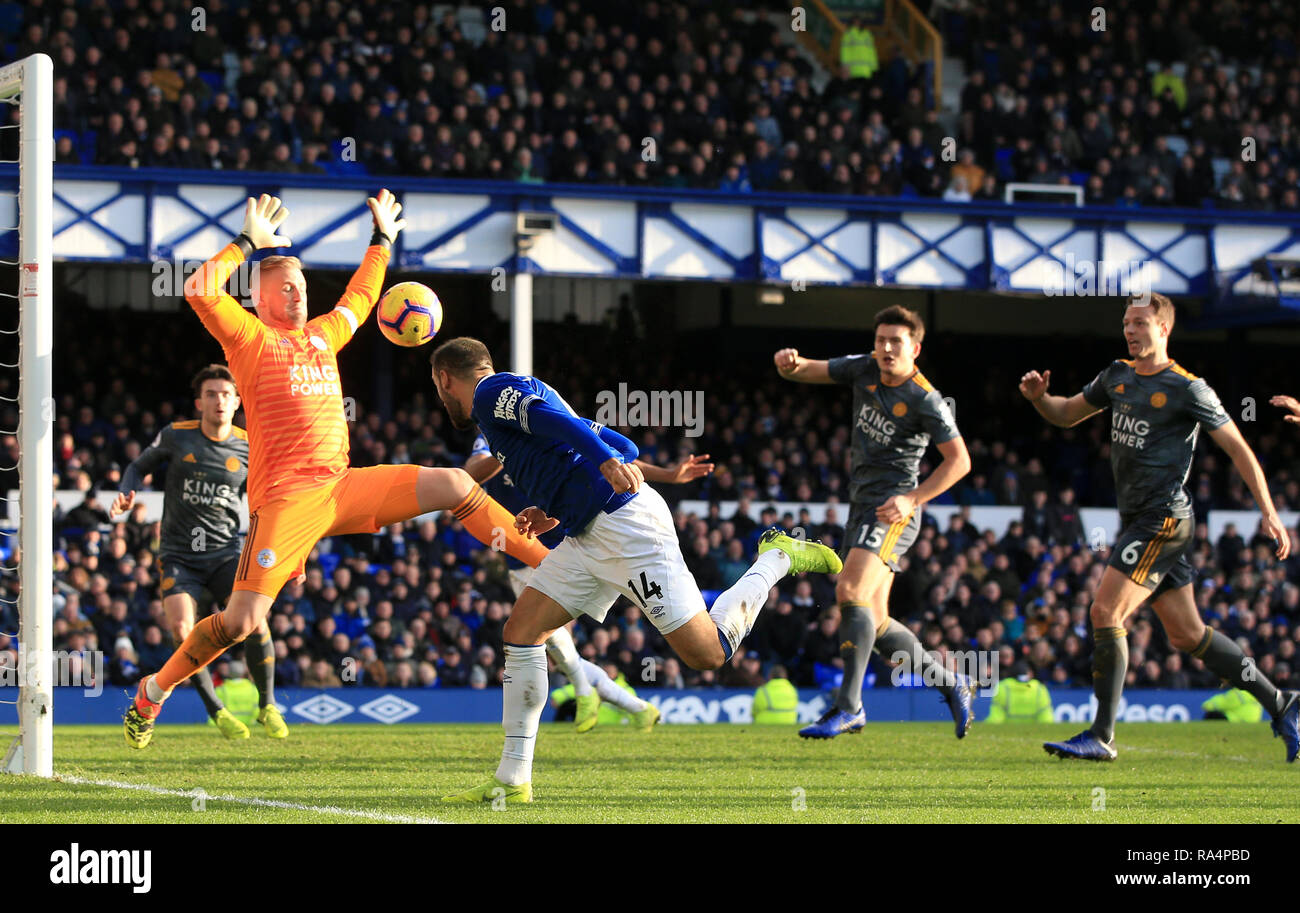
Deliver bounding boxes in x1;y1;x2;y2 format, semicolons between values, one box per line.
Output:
5;308;1300;699
4;0;1296;211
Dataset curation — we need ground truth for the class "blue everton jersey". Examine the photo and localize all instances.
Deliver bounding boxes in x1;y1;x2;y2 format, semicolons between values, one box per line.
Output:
469;431;559;569
471;373;637;536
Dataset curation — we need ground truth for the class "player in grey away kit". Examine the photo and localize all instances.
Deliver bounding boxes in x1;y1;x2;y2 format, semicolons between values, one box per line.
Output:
1022;293;1299;761
775;305;976;740
111;365;287;740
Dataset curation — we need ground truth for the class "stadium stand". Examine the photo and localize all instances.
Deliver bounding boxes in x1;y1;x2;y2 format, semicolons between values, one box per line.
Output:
4;0;1300;702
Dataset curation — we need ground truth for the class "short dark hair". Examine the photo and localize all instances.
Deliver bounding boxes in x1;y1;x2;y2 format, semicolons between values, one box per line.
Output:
430;337;494;378
192;363;236;398
874;304;925;345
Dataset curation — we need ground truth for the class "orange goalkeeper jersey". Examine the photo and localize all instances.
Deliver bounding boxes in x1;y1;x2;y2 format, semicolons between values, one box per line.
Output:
183;243;390;511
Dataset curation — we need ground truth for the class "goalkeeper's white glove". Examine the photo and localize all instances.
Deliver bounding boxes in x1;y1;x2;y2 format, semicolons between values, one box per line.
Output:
240;194;292;250
367;188;407;243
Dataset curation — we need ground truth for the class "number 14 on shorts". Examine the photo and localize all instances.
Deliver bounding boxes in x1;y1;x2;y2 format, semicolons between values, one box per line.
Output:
627;571;664;607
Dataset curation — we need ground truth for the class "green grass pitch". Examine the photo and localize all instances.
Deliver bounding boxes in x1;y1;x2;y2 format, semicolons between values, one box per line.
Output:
2;722;1298;823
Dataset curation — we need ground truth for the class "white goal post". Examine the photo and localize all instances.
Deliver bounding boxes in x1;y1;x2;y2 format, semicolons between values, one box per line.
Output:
0;53;54;777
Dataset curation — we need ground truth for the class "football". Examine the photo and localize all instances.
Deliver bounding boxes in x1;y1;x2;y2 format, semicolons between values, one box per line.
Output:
376;281;442;347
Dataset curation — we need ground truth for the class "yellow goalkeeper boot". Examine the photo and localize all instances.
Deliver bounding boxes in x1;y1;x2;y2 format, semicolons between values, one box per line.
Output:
574;691;601;733
214;708;250;740
441;777;533;804
258;705;289;739
123;675;168;750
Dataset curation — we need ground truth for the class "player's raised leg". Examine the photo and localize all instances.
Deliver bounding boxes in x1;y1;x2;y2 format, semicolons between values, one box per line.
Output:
1150;584;1300;762
699;527;840;666
413;465;550;568
162;590;247;740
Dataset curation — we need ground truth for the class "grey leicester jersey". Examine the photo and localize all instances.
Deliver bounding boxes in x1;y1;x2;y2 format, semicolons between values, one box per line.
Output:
120;420;248;559
1081;359;1230;518
828;354;961;502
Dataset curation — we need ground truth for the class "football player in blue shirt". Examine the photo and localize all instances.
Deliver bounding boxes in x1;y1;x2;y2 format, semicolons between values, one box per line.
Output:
434;337;841;803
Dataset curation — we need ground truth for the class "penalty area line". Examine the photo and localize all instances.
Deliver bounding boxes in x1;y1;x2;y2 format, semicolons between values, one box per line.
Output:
56;774;449;823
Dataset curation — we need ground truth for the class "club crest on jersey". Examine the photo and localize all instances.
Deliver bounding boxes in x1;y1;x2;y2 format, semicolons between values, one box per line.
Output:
225;456;241;472
494;386;522;421
257;548;277;568
892;401;908;417
1150;392;1167;408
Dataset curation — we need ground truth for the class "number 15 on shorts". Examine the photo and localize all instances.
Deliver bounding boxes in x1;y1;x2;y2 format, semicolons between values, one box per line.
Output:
858;526;885;548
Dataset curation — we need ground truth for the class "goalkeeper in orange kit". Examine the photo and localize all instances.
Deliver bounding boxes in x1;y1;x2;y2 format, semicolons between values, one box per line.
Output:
124;191;549;748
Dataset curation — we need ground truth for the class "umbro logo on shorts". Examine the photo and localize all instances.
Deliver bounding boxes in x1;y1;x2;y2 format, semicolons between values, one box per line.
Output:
257;548;277;568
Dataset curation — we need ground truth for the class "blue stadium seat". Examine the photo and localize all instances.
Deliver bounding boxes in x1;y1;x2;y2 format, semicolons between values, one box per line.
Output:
318;552;341;578
54;129;79;161
79;129;98;164
1068;170;1089;186
197;70;224;96
0;3;22;36
980;50;1000;83
326;139;370;175
995;147;1015;180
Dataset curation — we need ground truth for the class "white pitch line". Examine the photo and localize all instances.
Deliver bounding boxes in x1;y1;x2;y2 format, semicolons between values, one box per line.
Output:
57;775;449;824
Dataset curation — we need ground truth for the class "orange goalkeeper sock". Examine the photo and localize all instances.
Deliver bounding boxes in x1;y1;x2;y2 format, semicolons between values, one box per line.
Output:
152;613;238;694
452;484;551;569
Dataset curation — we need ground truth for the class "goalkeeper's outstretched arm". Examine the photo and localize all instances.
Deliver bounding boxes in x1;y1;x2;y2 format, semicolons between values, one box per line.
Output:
324;190;408;349
184;193;294;348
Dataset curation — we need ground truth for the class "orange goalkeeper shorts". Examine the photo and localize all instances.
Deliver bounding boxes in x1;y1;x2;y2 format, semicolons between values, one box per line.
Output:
234;464;422;597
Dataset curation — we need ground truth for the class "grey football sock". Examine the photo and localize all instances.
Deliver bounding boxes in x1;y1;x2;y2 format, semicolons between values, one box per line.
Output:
243;628;276;708
833;603;876;714
874;618;956;698
1192;629;1282;718
1090;627;1127;743
177;634;224;718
